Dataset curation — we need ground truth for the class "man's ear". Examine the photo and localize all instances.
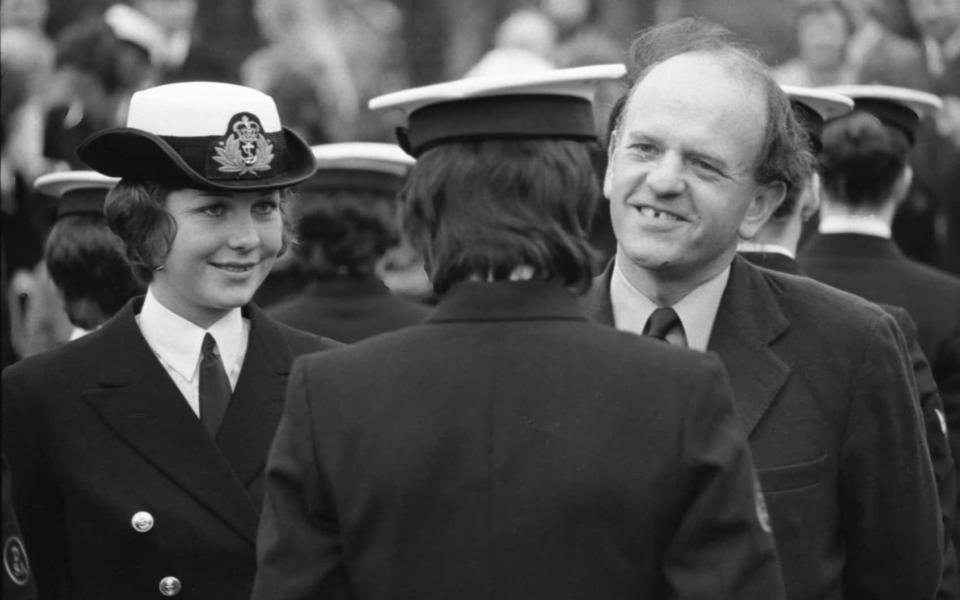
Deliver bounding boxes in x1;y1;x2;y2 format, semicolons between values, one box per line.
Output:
800;173;821;221
602;132;618;199
739;181;786;239
891;165;913;205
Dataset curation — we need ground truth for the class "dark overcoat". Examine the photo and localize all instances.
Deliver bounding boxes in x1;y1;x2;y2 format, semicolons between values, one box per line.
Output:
1;297;337;599
266;275;430;343
253;280;786;600
584;256;943;600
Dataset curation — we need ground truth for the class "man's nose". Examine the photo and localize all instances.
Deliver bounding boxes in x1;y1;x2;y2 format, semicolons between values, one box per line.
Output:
645;153;685;196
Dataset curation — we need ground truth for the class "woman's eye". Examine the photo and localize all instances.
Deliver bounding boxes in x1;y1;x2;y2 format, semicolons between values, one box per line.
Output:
253;200;279;215
200;204;225;217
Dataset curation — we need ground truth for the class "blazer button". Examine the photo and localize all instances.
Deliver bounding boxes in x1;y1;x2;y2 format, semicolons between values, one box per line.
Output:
158;576;181;596
130;511;154;533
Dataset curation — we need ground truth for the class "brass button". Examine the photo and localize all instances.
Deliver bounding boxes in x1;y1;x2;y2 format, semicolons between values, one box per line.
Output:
130;511;154;533
158;575;181;596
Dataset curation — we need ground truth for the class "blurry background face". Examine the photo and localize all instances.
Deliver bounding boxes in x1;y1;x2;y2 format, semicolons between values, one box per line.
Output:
0;0;48;30
908;0;960;42
133;0;196;34
797;8;850;69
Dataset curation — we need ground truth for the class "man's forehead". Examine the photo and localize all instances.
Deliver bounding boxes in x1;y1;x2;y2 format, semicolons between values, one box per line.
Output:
624;53;766;125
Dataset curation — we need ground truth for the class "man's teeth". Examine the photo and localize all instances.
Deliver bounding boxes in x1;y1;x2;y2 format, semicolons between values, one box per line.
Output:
638;207;682;221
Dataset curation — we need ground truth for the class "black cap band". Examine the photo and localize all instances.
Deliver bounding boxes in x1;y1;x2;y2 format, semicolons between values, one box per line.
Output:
854;99;921;145
401;94;597;156
57;188;108;218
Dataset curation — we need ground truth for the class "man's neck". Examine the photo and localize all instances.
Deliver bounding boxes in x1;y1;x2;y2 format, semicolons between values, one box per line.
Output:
614;247;735;307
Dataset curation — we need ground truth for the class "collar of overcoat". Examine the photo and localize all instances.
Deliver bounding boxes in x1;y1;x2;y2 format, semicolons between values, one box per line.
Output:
81;297;297;545
427;279;589;324
582;256;790;434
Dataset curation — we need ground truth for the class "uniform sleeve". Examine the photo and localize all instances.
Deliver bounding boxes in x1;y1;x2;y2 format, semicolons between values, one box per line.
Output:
1;367;65;598
841;312;943;600
901;316;960;599
251;356;352;600
662;353;786;600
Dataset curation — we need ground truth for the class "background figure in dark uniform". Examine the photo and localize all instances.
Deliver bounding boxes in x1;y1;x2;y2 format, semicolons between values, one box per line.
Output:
2;455;36;600
267;142;429;342
798;84;960;540
741;85;960;600
33;170;144;340
252;65;786;600
2;82;339;599
586;19;942;600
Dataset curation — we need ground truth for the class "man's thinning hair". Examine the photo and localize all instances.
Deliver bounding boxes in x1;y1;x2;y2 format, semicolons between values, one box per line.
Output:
611;18;813;204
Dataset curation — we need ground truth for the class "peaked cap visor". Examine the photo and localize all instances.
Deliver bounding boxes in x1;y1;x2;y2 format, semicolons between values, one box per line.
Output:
76;126;317;191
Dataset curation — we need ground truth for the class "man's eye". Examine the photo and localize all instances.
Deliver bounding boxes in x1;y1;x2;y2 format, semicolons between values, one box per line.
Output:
630;144;658;159
690;158;719;174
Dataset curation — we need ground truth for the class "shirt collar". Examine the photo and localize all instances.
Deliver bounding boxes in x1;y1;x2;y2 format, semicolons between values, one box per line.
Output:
610;259;730;351
737;242;796;258
818;214;892;238
138;288;245;381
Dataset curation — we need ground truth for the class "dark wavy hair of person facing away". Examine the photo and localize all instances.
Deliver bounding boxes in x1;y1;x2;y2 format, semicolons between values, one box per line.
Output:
105;179;296;284
400;138;601;295
44;214;145;329
819;111;912;210
293;189;400;277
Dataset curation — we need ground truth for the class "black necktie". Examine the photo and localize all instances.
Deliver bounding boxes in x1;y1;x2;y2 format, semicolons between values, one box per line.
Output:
643;307;682;343
199;333;231;437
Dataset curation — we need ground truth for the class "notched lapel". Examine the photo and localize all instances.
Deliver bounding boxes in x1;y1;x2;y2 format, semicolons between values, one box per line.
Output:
709;259;791;435
83;301;260;545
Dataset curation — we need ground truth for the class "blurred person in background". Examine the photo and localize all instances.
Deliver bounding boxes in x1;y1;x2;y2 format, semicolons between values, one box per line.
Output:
267;142;429;342
799;85;960;461
129;0;197;81
774;0;859;86
42;7;164;169
243;0;360;142
34;170;144;340
465;9;557;77
847;0;929;88
904;0;960;273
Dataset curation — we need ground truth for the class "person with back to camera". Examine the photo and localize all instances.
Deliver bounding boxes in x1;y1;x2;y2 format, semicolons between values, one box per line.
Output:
251;64;786;600
798;84;960;520
583;17;942;600
33;170;144;340
2;81;340;599
267;142;429;342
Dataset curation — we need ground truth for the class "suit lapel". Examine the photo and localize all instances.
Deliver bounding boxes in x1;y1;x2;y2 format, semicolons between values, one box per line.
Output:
214;305;291;489
708;258;791;434
82;300;260;545
586;258;792;436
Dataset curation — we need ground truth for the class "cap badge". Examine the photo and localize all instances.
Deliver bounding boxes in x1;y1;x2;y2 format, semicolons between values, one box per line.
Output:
212;113;275;176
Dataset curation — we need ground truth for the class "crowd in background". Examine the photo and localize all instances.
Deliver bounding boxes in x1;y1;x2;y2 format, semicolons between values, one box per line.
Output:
2;0;959;368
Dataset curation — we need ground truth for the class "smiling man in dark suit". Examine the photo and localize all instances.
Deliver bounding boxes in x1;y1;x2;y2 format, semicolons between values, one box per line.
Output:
585;18;943;600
